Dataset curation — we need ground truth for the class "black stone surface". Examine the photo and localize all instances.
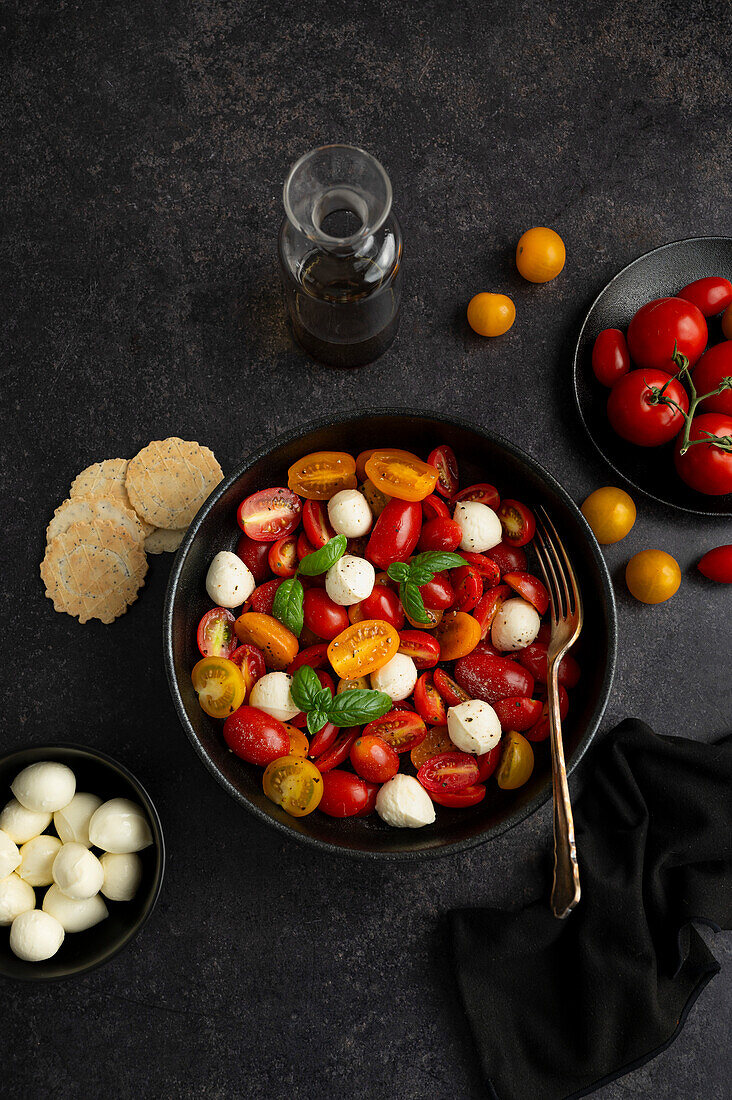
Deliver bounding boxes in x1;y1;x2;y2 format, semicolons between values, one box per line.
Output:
1;1;730;1097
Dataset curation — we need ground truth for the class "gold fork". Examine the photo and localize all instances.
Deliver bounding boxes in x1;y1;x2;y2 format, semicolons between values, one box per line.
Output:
533;506;583;919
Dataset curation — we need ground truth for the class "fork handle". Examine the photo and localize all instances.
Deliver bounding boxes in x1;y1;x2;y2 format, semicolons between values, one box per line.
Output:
547;660;581;919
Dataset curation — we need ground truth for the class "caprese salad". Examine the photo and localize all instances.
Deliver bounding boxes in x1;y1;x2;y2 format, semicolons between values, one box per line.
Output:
190;446;580;828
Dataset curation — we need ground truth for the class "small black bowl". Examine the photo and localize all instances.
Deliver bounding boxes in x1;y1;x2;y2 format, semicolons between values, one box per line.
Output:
573;235;732;516
164;411;617;859
0;744;164;982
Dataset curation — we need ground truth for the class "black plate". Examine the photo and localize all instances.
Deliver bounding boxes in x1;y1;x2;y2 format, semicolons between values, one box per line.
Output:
573;236;732;516
0;745;164;982
164;411;617;860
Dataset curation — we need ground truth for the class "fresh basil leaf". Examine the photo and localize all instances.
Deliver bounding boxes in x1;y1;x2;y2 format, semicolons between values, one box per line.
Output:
387;561;410;583
408;564;436;586
411;551;466;573
290;665;322;712
327;689;392;727
298;534;348;576
307;709;329;737
313;687;333;711
400;581;432;626
271;577;304;636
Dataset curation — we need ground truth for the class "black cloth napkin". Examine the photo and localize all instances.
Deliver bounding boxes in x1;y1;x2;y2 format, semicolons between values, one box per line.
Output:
449;719;732;1099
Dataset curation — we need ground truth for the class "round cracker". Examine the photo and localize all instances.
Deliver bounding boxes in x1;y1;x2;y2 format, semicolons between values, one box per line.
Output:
125;438;223;529
46;496;144;547
40;520;148;625
70;458;154;536
145;527;187;555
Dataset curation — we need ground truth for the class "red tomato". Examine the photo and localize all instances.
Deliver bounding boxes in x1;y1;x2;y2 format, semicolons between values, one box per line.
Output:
473;585;511;639
627;297;707;371
308;721;339;758
432;668;469;707
366;499;423;569
485;542;528;574
303;589;350;639
223;706;290;765
497;499;536;546
248;579;282;615
268;535;298;578
421;494;451;521
698;544;732;583
420;573;455;610
607;369;689;446
450;565;482;611
516;642;581;688
592;328;630;387
428;784;486;808
454;652;534;704
363;711;427;753
229;643;266;697
453;483;500;510
197;607;237;659
315;669;335;694
502;572;549;616
318;770;379;817
678;277;732;317
398;630;441;669
237;487;302;542
476;743;502;781
297;531;317;560
302;499;336;549
413;671;448;725
235;534;271;583
313;728;359;772
459;552;501;587
418;752;479;794
674;412;732;495
428;445;459;497
287;643;330;673
350;734;400;783
693;342;732;417
493;696;543;731
418;517;463;553
360;585;405;629
526;686;569;742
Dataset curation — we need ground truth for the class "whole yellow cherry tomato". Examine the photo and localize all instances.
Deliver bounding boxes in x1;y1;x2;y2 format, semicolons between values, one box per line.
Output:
191;657;245;719
467;293;516;337
516;227;566;283
722;303;732;340
626;550;681;604
263;755;323;817
496;731;534;790
581;487;637;544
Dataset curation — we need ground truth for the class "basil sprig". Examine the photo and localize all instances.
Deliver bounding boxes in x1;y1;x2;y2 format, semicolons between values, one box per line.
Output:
387;550;466;626
271;535;347;636
290;666;392;737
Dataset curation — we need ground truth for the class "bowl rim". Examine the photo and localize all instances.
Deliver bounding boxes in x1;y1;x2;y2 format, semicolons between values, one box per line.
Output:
0;742;165;983
164;408;618;860
572;234;732;518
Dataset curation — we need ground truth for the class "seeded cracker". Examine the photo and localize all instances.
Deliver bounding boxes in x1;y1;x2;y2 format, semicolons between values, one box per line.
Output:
145;527;187;554
46;496;145;547
125;438;223;529
70;458;154;536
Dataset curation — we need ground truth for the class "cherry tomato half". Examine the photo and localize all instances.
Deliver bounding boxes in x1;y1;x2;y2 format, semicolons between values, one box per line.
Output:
693;342;732;418
313;728;359;773
627;296;707;371
592;328;630;388
234;612;299;670
493;696;543;732
418;517;463;553
607;369;689;446
420;573;456;610
363;711;427;753
453;483;501;510
476;743;502;781
429;784;486;808
287;451;357;500
485;542;527;574
237;487;302;542
413;671;448;725
678;276;732;318
350;734;400;783
410;725;455;769
297;531;317;560
223;705;290;764
287;643;330;674
434;611;481;660
364;450;439;502
327;619;400;679
525;687;569;742
235;533;271;582
302;499;336;549
398;630;441;669
268;535;298;578
303;588;350;640
421;494;451;521
229;642;266;698
247;579;282;615
318;770;379;817
698;544;732;583
284;725;309;757
473;585;511;639
360;585;405;629
450;565;482;611
496;731;534;789
263;755;323;817
432;668;469;707
366;498;423;569
418;752;479;795
459;552;502;587
308;721;339;759
191;657;246;719
197;607;238;659
427;445;459;498
497;499;536;546
674;413;732;495
502;572;549;616
454;652;534;704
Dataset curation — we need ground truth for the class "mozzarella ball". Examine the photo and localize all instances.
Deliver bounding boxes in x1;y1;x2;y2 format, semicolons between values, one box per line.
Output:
376;775;436;828
491;597;541;652
11;761;76;813
325;554;375;606
453;501;502;553
0;873;36;925
0;799;52;844
205;551;255;608
327;489;372;537
100;851;143;902
0;830;21;878
42;884;108;933
10;909;65;962
18;834;63;887
249;672;300;723
53;792;103;848
88;799;153;854
448;699;502;754
370;653;418;701
52;843;104;899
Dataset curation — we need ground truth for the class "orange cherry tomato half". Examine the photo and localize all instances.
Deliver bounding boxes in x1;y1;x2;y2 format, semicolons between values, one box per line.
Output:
284;724;309;757
262;755;323;817
434;611;482;661
234;612;299;671
364;450;440;502
496;730;535;789
356;448;416;482
410;725;456;769
326;619;400;679
363;710;427;753
191;656;246;719
287;451;357;500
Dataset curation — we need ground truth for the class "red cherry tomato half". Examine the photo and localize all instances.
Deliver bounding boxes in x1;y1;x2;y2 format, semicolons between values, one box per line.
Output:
525;686;569;742
235;534;271;583
318;770;379;817
398;630;441;669
453;483;501;510
418;517;463;553
229;643;266;697
454;652;534;704
197;607;237;659
493;696;543;732
674;412;732;495
693;342;732;418
222;706;290;765
360;585;405;629
268;535;298;578
303;588;350;640
459;552;501;586
313;728;359;772
450;565;482;611
592;328;630;388
350;734;400;783
502;572;549;616
607;369;690;446
287;643;330;674
366;498;423;569
421;494;451;521
362;711;427;753
485;542;528;574
297;530;318;560
678;276;732;318
308;720;339;758
420;573;455;610
473;584;511;639
302;499;336;549
248;579;282;615
497;499;536;547
476;744;502;781
237;487;302;542
428;445;459;498
697;544;732;583
428;784;486;808
418;752;479;794
627;296;708;371
413;671;448;725
432;668;469;707
516;642;581;688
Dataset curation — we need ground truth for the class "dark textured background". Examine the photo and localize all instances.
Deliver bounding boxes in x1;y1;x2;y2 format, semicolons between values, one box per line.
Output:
1;1;731;1096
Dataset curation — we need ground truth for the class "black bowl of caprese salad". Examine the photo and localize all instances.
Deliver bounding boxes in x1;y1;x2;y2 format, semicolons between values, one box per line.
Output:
164;412;617;859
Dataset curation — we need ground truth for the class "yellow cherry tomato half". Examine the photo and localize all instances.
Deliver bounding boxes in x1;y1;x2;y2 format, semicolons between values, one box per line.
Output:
234;612;299;671
721;304;732;340
283;724;309;757
433;611;481;660
581;486;637;545
410;725;456;770
515;227;566;283
496;730;535;790
191;656;246;719
467;293;516;337
262;755;323;817
364;450;439;502
287;451;357;500
625;550;681;605
327;619;400;679
336;676;370;693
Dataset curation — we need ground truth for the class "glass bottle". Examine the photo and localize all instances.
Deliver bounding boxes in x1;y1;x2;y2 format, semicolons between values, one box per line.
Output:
278;144;403;368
